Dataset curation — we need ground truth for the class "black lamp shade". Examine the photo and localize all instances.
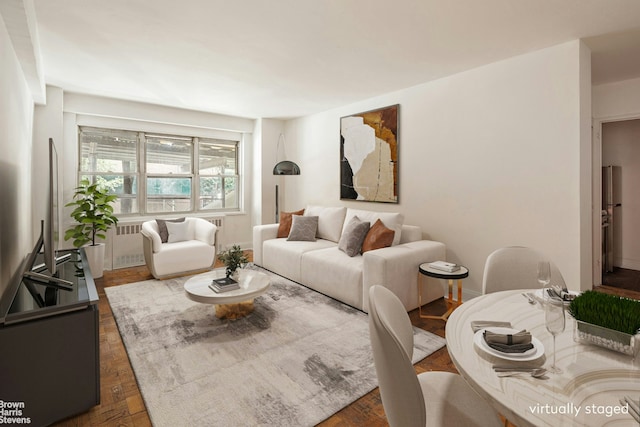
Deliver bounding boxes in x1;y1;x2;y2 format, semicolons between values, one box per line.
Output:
273;161;301;175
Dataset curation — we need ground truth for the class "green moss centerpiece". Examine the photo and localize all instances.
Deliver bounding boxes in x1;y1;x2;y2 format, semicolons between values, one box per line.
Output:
568;290;640;357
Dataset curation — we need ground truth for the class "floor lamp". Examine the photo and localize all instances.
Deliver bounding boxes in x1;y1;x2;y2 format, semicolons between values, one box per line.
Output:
273;134;300;223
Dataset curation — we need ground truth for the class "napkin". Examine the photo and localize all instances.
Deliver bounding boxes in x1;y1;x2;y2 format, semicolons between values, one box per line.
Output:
471;320;512;333
483;329;534;353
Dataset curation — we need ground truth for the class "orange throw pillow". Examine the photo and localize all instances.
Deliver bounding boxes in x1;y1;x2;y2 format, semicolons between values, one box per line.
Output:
277;209;305;238
362;219;395;253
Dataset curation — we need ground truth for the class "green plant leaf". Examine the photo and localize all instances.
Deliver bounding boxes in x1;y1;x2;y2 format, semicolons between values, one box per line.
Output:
569;290;640;335
64;179;119;248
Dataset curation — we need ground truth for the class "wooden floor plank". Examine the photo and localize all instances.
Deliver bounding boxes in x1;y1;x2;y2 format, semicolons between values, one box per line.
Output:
52;252;639;427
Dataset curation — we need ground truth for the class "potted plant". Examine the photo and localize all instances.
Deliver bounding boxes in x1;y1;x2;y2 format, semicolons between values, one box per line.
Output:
64;179;119;278
569;290;640;356
217;245;248;280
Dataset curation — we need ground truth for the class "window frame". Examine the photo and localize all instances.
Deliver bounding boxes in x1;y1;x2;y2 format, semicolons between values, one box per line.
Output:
77;126;242;217
196;137;240;211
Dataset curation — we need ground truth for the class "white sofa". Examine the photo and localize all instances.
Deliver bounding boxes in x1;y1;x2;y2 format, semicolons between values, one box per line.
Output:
141;217;217;279
253;206;446;313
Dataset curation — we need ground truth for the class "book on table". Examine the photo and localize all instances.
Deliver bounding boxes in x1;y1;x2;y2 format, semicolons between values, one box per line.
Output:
209;277;240;293
209;283;240;293
428;261;461;273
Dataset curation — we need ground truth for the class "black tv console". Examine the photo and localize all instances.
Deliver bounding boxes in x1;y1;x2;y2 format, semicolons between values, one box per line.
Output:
0;249;99;426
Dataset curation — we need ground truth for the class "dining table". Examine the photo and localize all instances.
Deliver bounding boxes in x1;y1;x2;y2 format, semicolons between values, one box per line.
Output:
445;289;640;427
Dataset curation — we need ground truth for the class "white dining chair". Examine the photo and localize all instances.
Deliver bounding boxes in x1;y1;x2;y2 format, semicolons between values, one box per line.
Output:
482;246;566;294
368;285;502;427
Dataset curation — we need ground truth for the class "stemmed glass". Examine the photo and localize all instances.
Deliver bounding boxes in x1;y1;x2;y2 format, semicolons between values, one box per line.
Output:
545;297;565;374
537;261;551;294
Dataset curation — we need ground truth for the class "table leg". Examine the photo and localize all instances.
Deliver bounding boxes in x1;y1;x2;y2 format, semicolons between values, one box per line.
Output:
419;277;464;321
215;299;254;319
418;273;425;318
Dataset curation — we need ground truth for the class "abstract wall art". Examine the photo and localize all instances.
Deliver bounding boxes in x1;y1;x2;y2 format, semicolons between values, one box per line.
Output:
340;104;398;203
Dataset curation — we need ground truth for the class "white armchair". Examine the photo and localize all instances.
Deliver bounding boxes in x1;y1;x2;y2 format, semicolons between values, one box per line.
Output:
141;217;217;279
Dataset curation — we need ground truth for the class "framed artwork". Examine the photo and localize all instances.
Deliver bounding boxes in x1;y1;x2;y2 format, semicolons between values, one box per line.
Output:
340;104;398;203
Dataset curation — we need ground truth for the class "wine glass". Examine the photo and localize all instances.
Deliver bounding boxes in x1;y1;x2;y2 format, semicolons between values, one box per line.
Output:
537;261;551;294
545;297;565;374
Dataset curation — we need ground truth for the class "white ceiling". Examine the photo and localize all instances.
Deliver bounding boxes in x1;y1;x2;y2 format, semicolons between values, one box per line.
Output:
30;0;640;119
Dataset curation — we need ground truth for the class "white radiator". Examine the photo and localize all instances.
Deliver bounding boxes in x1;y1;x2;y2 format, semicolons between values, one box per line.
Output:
110;223;145;269
107;216;224;270
207;217;224;252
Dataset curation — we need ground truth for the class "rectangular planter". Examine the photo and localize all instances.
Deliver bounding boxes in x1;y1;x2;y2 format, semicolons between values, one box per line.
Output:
574;320;640;358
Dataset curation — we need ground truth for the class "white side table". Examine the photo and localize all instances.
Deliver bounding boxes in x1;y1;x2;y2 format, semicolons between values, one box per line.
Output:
418;263;469;321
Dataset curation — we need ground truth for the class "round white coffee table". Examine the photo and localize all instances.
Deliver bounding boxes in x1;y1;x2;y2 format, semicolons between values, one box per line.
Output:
184;269;271;319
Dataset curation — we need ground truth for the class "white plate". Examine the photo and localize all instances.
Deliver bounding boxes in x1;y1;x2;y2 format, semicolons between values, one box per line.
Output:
474;327;545;362
534;288;580;305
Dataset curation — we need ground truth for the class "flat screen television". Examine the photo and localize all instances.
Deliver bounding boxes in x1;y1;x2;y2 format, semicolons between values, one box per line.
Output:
22;138;72;289
44;137;59;274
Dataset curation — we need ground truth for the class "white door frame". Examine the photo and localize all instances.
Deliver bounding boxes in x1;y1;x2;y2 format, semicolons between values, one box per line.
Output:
592;113;640;286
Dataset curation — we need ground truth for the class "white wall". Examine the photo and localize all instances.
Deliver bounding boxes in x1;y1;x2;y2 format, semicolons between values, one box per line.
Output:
253;119;286;226
32;86;63;238
578;41;593;292
602;119;640;270
593;77;640;120
0;15;35;297
283;40;591;297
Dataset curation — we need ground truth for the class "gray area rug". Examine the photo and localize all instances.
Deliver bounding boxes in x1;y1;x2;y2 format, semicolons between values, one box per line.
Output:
105;266;445;426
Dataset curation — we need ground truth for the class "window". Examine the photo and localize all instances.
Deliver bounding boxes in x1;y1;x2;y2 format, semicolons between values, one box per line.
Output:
78;126;240;215
145;135;193;213
79;127;139;214
198;139;239;210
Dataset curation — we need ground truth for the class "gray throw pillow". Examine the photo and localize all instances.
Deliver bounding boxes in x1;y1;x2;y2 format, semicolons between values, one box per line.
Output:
287;215;318;241
156;217;186;243
338;215;370;257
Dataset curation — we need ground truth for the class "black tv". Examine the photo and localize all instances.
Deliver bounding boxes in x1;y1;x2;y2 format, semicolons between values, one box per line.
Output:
45;137;59;274
22;138;72;290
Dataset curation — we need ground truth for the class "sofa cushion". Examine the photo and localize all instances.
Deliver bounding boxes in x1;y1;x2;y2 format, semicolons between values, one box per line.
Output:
263;238;336;283
338;216;370;257
152;240;215;278
287;215;318;241
277;208;305;238
301;247;364;309
304;205;347;243
156;217;185;243
166;220;191;243
362;219;394;252
399;225;422;244
342;208;404;246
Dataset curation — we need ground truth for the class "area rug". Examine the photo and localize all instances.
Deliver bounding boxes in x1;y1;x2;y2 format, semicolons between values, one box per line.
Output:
105;266;446;427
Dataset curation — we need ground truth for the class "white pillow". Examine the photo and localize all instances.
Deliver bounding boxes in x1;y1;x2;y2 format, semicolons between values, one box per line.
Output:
342;208;404;246
304;205;347;243
166;220;191;243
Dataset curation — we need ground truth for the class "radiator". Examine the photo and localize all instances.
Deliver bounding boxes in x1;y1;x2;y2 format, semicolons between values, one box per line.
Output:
111;223;145;269
108;216;224;270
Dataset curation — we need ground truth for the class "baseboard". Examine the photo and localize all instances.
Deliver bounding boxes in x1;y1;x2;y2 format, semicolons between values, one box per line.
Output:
219;241;252;251
616;257;640;271
461;288;481;302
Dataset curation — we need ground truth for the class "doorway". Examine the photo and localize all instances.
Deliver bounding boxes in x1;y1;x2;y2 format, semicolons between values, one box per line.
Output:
600;119;640;292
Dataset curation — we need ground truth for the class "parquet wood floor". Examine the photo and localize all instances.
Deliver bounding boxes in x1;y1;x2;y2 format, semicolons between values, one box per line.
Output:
52;253;639;427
